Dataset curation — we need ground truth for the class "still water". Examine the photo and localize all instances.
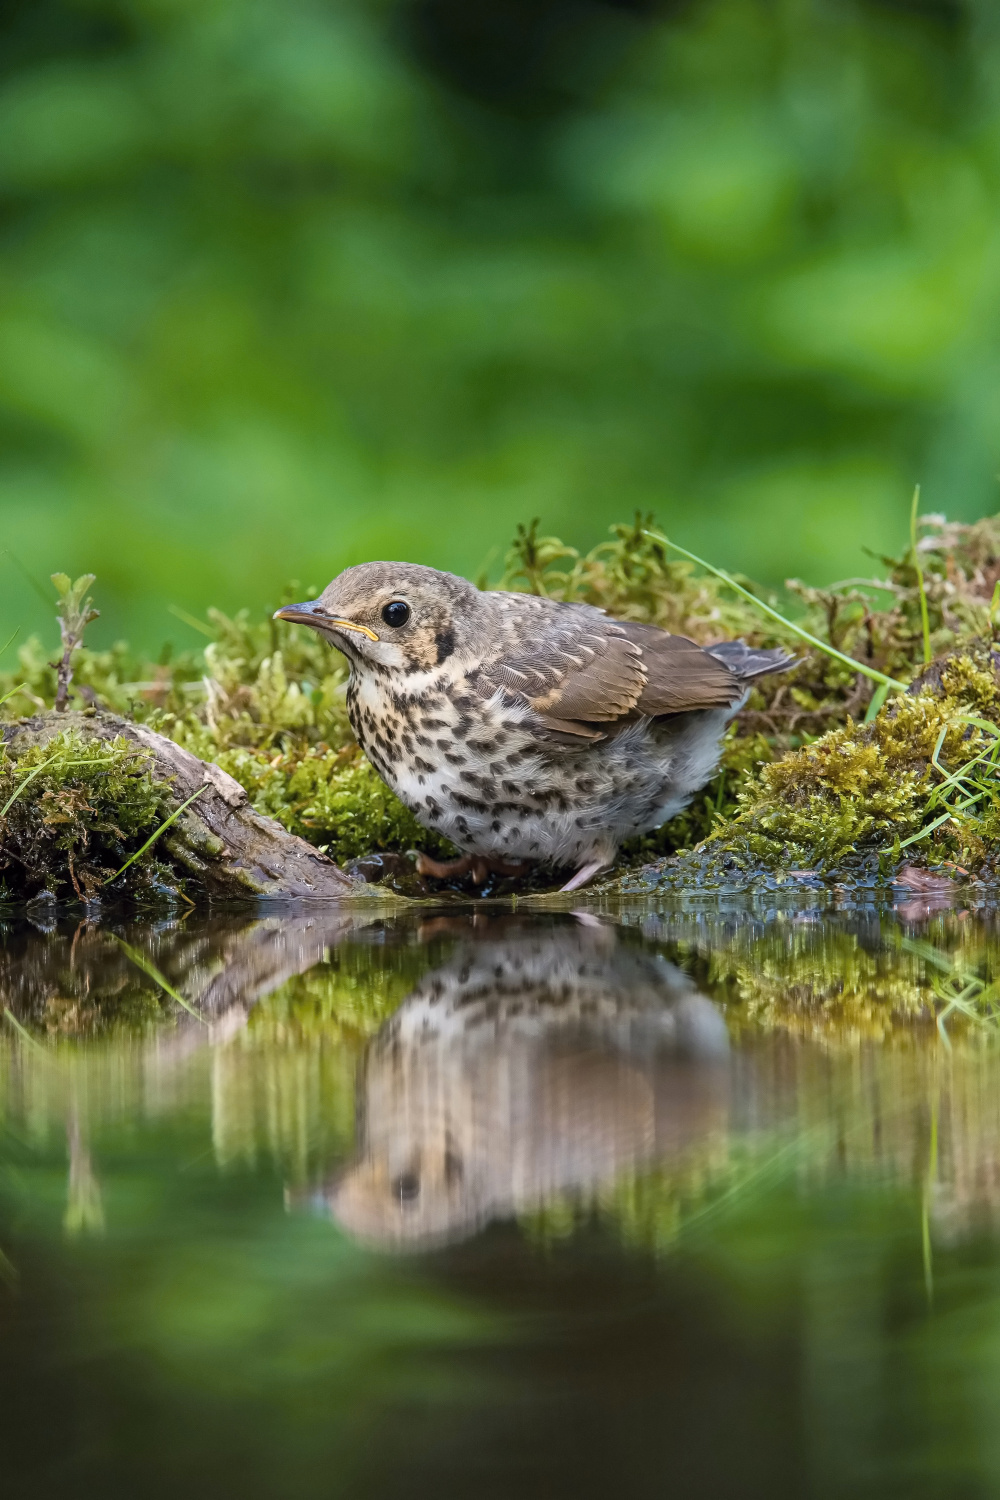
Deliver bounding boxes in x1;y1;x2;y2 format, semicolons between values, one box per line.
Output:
2;896;1000;1498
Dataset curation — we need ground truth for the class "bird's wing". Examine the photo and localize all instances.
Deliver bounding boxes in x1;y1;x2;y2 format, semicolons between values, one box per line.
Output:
615;622;742;715
474;603;739;739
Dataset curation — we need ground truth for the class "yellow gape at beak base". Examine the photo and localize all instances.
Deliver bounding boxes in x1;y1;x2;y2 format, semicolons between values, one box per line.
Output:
331;619;380;641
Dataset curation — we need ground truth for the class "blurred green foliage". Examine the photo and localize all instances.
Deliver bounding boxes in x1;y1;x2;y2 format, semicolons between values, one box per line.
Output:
0;0;998;651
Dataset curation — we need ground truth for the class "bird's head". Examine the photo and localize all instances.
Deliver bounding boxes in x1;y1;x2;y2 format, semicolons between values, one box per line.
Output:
274;561;482;674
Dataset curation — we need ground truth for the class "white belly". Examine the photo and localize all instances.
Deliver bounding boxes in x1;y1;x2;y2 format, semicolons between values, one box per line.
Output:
350;670;736;868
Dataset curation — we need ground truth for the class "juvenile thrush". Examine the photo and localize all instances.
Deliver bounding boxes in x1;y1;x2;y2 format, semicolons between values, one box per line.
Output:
325;919;728;1250
275;562;791;891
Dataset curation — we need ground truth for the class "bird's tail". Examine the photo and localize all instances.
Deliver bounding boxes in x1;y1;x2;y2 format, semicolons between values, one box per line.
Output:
706;641;796;682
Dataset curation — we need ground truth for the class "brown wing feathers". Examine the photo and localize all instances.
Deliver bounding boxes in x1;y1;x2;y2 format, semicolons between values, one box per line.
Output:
617;623;740;715
476;606;743;739
527;632;647;721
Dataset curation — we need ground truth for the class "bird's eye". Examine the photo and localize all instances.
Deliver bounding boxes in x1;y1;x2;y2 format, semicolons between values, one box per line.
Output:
392;1172;420;1205
381;601;411;628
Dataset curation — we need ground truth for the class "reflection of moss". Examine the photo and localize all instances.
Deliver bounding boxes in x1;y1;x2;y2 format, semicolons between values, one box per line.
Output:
621;904;1000;1042
246;944;433;1045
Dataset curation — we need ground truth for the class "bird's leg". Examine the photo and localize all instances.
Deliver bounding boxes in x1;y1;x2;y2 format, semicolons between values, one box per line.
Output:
415;852;476;880
559;858;610;893
415;852;532;883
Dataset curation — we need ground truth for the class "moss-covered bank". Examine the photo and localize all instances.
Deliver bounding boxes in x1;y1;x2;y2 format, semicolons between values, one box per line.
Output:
623;643;1000;894
5;511;1000;900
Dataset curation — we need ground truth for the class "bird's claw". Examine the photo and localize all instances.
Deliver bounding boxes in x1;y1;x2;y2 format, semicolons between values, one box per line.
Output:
415;852;532;884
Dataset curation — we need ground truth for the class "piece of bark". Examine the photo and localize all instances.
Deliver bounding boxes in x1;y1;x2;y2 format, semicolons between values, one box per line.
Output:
2;710;358;900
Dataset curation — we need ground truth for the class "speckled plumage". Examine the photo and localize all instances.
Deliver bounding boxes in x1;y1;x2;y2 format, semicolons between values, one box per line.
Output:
323;921;729;1250
275;562;791;887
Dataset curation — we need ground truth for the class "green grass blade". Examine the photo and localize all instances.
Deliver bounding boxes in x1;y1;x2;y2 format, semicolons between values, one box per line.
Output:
1;550;53;609
950;715;1000;737
0;754;123;820
167;603;216;638
898;811;954;848
864;682;890;722
910;484;932;666
0;754;59;818
643;530;909;691
103;783;207;885
113;939;206;1024
2;1007;51;1057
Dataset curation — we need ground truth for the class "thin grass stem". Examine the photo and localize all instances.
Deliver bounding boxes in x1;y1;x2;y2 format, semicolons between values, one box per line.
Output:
3;1007;50;1057
0;754;57;817
922;1094;938;1307
0;753;119;820
910;485;932;666
167;604;216;638
898;812;956;848
1;550;53;609
103;784;207;884
864;682;890;723
643;530;909;691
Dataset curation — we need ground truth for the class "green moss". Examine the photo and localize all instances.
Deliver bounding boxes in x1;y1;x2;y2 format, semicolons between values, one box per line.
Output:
209;743;456;866
5;512;1000;895
0;730;175;902
627;645;1000;889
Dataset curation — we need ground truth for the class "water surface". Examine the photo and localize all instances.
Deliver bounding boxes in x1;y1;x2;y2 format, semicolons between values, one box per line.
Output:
2;897;999;1498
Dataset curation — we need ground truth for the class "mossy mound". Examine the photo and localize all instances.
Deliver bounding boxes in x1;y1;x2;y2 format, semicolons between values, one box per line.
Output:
0;730;174;904
5;512;1000;898
625;645;1000;892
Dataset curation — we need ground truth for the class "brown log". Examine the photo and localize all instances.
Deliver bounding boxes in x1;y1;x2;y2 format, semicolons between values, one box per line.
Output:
2;710;358;900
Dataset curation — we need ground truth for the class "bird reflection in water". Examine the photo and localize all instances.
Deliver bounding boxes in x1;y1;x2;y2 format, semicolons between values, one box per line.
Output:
325;918;729;1251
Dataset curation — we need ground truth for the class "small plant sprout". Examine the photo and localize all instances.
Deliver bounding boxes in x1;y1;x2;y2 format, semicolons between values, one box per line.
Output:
52;573;99;711
990;580;1000;638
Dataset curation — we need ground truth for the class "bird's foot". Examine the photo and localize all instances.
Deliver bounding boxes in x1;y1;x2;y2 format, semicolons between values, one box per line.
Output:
559;858;611;893
415;852;532;885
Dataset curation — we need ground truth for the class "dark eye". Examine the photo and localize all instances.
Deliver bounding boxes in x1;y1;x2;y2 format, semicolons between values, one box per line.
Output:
381;601;410;628
392;1172;420;1205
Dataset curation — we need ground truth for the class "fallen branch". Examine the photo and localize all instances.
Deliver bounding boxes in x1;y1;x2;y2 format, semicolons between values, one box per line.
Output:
1;710;358;901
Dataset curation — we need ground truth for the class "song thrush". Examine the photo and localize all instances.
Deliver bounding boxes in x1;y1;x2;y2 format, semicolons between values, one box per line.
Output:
275;562;791;890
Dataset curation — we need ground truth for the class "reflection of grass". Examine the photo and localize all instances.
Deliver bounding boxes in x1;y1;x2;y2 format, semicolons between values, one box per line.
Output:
620;907;1000;1043
900;937;1000;1040
113;939;207;1024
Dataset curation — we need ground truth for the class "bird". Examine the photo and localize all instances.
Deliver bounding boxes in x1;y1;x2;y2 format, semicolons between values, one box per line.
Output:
274;561;792;891
319;918;730;1251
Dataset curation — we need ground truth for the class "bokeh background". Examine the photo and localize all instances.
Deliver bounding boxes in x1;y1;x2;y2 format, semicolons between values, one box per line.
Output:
1;0;998;650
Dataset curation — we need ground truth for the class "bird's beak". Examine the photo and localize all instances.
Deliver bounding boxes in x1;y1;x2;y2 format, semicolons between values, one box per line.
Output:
273;601;379;641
